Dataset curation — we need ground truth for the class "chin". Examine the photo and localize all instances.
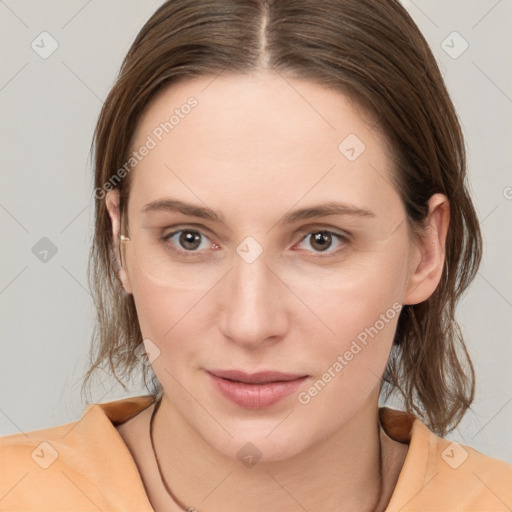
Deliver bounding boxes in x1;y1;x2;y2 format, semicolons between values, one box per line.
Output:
190;413;323;465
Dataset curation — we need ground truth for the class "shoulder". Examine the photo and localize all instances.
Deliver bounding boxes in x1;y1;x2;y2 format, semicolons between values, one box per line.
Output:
0;420;102;510
385;413;512;511
0;397;155;511
428;433;512;509
0;419;80;472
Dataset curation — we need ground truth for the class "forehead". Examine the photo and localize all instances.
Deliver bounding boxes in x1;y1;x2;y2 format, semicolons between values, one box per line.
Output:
127;70;400;220
133;70;382;153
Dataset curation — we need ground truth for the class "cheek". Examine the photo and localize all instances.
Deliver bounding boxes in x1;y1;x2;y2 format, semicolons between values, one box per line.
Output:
289;245;408;383
291;244;407;330
129;275;210;355
293;282;402;423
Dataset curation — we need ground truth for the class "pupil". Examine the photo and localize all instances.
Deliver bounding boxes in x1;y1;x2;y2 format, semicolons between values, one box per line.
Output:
312;231;331;251
180;231;200;250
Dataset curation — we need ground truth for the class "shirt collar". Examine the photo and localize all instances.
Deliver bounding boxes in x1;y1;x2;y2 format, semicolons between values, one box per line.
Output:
88;395;426;510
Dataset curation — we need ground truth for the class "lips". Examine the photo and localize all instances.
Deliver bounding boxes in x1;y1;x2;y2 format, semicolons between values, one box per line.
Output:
207;369;307;384
206;369;309;409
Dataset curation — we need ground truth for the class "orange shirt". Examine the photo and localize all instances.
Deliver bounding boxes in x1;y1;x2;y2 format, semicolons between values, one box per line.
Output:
1;395;511;511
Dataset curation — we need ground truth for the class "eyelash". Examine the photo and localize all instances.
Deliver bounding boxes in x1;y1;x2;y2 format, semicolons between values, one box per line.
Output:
160;227;350;259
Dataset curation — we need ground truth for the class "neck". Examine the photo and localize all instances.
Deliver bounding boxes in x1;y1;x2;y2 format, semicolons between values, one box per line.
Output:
151;393;391;512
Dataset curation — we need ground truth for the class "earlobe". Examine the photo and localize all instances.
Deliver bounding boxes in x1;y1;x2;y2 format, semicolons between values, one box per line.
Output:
403;194;450;305
105;189;132;294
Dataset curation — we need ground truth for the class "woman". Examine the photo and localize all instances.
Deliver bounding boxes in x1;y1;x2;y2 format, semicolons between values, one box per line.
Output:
1;0;511;510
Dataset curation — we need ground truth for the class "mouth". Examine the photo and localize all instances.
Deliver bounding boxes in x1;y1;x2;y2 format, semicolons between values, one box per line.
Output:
206;369;309;409
208;369;308;384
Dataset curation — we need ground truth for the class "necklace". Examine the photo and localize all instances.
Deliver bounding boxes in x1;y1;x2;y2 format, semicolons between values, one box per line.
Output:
149;397;199;512
149;396;386;512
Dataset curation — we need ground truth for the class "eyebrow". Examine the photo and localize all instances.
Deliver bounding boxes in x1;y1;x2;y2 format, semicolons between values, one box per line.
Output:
141;198;375;224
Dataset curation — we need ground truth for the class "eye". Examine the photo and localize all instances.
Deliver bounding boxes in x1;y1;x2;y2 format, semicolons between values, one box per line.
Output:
294;230;348;255
162;229;218;254
161;227;349;258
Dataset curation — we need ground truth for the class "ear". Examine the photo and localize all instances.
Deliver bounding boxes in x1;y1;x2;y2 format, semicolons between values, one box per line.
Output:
105;189;132;294
403;193;450;305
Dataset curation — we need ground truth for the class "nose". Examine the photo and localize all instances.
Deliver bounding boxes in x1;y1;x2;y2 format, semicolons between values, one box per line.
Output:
218;247;289;350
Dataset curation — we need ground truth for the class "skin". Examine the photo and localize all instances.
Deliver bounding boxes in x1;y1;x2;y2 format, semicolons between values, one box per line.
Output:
106;70;449;512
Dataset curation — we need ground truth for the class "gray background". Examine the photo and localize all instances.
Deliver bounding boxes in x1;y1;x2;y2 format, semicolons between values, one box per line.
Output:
1;0;511;464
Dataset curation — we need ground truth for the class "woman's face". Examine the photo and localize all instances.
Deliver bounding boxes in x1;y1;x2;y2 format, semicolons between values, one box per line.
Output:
109;71;429;461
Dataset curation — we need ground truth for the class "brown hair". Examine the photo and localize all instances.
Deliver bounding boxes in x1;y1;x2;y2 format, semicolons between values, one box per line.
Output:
84;0;482;436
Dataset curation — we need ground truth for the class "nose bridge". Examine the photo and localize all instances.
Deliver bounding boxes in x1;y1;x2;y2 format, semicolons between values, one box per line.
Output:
219;241;287;346
231;234;270;301
232;250;269;303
